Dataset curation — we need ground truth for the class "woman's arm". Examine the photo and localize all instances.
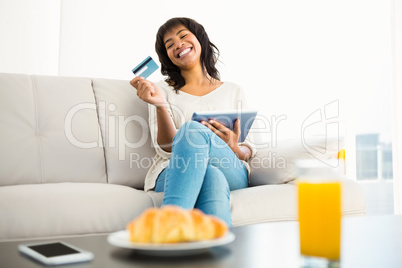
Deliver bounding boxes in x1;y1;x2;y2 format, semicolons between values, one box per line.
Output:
154;104;176;152
130;77;176;152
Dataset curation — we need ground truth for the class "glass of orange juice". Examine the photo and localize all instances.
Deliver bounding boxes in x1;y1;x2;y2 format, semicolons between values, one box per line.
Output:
296;159;342;267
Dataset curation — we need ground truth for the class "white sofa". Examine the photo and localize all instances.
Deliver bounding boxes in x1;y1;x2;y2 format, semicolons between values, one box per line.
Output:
0;73;366;242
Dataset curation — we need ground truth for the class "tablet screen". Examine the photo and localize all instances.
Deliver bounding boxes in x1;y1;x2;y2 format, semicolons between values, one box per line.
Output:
191;110;258;142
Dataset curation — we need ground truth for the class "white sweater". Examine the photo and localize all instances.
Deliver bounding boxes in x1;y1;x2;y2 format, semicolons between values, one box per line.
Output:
143;80;257;192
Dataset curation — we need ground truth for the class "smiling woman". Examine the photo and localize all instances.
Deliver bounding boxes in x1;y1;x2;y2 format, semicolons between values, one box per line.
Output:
155;17;220;93
129;17;256;226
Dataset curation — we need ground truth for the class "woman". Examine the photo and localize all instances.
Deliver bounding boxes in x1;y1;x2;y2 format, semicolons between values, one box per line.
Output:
130;17;256;226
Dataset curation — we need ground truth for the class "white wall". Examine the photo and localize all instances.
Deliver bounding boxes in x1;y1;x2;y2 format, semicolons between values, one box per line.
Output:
0;0;394;172
0;0;60;75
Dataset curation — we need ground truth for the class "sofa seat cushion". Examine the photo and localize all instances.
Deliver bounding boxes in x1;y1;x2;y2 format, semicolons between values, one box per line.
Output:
231;179;366;226
0;183;154;241
147;179;366;227
230;184;298;226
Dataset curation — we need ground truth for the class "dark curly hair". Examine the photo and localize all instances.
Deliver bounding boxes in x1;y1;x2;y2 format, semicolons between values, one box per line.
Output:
155;17;220;93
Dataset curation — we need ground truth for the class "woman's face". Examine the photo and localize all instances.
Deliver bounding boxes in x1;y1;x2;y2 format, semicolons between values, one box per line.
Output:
163;25;202;71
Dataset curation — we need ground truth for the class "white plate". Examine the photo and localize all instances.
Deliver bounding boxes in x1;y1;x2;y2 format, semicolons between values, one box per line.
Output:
107;230;235;256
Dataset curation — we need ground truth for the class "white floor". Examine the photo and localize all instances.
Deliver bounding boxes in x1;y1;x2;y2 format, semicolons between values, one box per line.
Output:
357;180;394;215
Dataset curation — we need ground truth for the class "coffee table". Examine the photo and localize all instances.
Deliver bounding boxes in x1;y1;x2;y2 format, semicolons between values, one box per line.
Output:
1;215;401;267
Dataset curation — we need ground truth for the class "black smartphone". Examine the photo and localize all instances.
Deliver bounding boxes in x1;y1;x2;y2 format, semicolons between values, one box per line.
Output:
19;241;93;265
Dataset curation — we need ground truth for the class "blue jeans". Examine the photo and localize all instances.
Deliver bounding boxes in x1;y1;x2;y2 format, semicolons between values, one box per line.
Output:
154;121;248;226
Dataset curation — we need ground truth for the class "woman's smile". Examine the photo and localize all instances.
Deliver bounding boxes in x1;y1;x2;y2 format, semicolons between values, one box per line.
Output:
177;47;192;58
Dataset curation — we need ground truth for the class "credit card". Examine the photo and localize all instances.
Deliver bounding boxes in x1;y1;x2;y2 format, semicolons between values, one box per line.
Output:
132;56;159;79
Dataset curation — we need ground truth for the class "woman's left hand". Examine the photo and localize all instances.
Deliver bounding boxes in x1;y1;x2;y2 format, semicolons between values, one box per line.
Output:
201;119;241;151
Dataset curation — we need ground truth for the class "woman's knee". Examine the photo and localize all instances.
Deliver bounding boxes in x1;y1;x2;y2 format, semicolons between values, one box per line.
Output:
177;121;206;136
182;120;204;129
173;121;210;146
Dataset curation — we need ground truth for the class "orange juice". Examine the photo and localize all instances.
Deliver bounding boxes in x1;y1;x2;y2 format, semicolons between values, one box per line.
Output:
298;180;341;260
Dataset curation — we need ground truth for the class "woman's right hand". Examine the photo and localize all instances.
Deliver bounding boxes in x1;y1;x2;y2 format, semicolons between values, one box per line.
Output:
130;77;166;106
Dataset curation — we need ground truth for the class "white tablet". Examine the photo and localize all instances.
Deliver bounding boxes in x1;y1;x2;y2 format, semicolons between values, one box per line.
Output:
19;241;94;265
191;110;258;142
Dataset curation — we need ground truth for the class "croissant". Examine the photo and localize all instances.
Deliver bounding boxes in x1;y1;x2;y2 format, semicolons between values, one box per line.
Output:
126;205;228;243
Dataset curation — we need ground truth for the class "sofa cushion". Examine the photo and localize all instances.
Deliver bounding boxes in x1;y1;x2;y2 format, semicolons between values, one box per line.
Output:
231;179;366;226
249;136;343;186
0;73;107;186
0;74;41;185
91;78;156;189
145;178;366;227
231;184;298;226
0;183;154;241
